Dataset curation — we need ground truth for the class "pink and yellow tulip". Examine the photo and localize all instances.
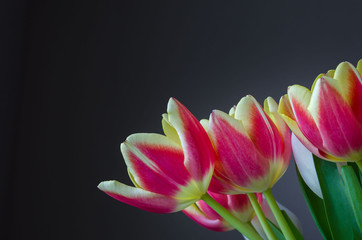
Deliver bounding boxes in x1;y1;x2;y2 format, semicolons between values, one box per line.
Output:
204;95;292;194
98;98;215;213
278;60;362;162
182;192;257;232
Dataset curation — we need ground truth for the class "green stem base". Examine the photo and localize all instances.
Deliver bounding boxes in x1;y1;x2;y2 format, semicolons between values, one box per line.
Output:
201;193;262;240
247;193;277;240
263;189;296;240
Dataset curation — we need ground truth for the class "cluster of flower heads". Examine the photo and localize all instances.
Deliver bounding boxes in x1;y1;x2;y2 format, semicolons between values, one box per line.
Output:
98;60;362;234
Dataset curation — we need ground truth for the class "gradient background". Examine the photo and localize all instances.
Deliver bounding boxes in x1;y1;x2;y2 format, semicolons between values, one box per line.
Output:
2;1;362;239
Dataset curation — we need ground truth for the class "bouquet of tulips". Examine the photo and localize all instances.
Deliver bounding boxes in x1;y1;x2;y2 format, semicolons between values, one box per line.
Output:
98;60;362;240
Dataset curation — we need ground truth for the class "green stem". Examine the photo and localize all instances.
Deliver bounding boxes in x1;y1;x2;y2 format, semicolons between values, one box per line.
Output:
201;193;263;240
356;161;362;172
263;189;296;240
247;193;277;240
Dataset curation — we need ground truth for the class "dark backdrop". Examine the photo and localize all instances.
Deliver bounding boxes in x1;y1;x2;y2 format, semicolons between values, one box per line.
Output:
2;1;361;239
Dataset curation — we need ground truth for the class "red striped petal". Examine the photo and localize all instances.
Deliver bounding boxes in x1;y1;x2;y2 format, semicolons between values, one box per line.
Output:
235;96;284;161
98;181;191;213
311;77;362;161
209;192;254;223
208;173;241;195
263;97;292;183
182;204;232;232
121;133;192;196
278;95;330;160
167;98;215;192
287;85;324;151
333;62;362;123
209;110;270;192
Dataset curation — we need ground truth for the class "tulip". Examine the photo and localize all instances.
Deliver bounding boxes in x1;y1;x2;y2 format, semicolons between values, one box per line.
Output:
205;95;292;194
98;98;215;213
278;60;362;163
182;191;257;232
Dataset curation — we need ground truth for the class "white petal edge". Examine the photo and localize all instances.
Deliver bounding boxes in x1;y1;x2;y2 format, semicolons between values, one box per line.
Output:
292;133;323;198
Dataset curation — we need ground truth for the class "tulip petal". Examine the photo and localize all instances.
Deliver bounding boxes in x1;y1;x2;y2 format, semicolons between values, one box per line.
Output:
209;110;270;192
182;204;232;231
287;85;325;152
167;98;214;192
98;181;192;213
292;134;322;198
229;105;236;117
225;194;254;223
235;95;283;161
311;70;335;92
310;77;362;161
161;114;181;145
333;62;362;123
200;119;209;131
278;95;332;160
357;59;362;75
264;97;292;163
209;173;242;195
121;133;193;196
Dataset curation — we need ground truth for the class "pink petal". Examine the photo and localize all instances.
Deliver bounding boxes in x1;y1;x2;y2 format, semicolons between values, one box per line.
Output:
208;173;241;195
167;98;215;192
278;94;331;160
219;193;254;223
263;97;292;173
235;95;284;161
121;133;192;196
287;85;324;151
194;192;254;225
333;62;362;123
209;110;270;192
98;181;192;213
310;77;362;161
182;204;232;232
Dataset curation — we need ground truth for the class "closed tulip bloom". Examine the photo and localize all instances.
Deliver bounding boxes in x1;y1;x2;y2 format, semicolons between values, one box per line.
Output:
278;60;362;162
205;95;292;194
182;191;257;231
98;98;215;213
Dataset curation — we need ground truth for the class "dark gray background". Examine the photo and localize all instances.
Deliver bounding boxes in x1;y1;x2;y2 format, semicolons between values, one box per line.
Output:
1;1;361;239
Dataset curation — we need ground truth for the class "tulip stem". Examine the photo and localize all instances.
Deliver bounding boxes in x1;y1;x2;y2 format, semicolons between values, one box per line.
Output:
201;193;263;240
247;193;277;240
263;189;296;240
356;160;362;172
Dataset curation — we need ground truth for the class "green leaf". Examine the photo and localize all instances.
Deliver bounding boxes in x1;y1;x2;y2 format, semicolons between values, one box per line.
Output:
280;210;304;240
314;155;354;240
341;166;362;235
295;164;332;240
267;219;286;240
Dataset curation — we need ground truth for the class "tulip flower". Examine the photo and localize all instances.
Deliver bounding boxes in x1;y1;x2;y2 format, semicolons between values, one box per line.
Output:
278;60;362;163
203;95;296;239
182;191;257;232
206;95;292;194
98;98;215;213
